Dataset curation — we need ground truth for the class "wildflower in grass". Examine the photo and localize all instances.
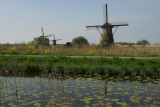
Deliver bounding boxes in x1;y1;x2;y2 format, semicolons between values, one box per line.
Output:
45;50;48;53
102;49;111;55
103;49;108;54
32;51;36;54
88;49;96;55
56;47;59;52
51;47;59;53
2;49;7;53
38;48;43;53
26;45;36;55
8;47;17;54
151;50;154;54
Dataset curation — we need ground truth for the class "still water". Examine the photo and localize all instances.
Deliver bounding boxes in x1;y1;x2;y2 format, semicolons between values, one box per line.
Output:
0;76;159;107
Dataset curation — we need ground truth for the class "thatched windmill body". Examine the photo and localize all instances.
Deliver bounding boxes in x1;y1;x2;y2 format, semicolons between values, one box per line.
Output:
86;4;128;46
50;34;61;46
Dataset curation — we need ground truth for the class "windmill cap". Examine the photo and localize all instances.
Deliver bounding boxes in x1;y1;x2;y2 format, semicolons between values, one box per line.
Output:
101;22;113;28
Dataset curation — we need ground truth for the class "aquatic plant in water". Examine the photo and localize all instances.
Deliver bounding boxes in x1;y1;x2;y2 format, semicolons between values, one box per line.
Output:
0;76;159;106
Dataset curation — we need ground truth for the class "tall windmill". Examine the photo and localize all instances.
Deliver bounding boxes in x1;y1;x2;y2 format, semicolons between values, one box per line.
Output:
50;34;61;46
86;4;128;46
40;27;52;38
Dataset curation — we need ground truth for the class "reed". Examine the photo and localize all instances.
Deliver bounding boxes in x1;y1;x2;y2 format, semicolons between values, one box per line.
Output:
0;44;160;57
0;56;159;76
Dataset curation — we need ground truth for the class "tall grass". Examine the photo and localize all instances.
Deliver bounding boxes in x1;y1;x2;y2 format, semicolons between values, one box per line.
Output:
0;44;160;56
0;56;159;77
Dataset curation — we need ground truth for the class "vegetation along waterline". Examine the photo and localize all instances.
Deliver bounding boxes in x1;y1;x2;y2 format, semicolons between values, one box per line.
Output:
0;55;159;77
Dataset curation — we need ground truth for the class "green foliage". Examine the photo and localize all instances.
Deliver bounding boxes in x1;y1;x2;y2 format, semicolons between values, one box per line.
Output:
72;36;89;46
136;39;150;45
0;56;160;76
31;37;50;47
99;36;108;47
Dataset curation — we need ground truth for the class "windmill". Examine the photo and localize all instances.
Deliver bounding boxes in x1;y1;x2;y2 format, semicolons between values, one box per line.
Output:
50;34;61;46
86;4;128;46
40;27;52;38
36;27;52;47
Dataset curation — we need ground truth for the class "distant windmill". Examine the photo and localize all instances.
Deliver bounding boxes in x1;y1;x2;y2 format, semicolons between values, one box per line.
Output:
50;34;61;46
40;27;52;38
86;4;128;46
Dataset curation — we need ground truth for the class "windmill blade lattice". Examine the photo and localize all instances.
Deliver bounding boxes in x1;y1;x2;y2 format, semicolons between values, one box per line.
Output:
86;25;102;30
45;35;52;38
110;22;129;27
39;27;52;38
56;39;61;41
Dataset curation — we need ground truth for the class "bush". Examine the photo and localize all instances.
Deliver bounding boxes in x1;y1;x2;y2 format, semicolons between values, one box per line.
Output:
136;39;150;45
30;37;50;47
72;36;89;47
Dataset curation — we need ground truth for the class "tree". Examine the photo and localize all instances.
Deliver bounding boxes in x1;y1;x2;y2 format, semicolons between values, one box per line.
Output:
31;37;50;47
72;36;89;47
136;39;150;45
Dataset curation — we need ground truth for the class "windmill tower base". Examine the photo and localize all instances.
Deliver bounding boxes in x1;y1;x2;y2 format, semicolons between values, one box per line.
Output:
53;40;56;46
100;28;114;46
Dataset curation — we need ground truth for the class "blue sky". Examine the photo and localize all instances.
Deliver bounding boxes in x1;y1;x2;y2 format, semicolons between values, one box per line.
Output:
0;0;160;44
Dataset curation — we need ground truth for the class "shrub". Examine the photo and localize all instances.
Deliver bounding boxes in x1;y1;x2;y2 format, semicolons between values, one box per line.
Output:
136;39;150;45
31;37;50;47
72;36;89;47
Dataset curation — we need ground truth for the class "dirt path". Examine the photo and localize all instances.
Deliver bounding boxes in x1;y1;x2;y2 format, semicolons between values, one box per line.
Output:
67;56;160;59
0;55;160;59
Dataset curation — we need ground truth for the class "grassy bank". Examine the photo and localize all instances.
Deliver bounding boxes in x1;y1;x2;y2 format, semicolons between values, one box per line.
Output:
0;44;160;57
0;55;160;77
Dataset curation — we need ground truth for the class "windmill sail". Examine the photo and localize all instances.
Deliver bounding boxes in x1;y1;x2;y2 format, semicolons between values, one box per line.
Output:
86;25;103;30
39;27;52;38
41;27;44;37
56;39;61;41
45;35;52;37
53;34;55;40
106;4;108;23
110;22;129;27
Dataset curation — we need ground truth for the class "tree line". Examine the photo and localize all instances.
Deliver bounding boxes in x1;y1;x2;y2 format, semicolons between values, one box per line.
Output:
0;36;153;47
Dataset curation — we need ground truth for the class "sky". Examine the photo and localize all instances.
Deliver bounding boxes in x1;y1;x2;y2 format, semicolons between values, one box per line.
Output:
0;0;160;44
